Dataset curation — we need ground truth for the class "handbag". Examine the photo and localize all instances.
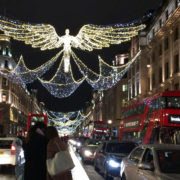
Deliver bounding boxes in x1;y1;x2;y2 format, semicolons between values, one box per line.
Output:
46;141;75;176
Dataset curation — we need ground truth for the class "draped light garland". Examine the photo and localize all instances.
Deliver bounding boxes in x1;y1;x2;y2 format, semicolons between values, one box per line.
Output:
38;54;85;98
0;15;145;98
47;109;91;135
0;50;62;84
72;50;141;90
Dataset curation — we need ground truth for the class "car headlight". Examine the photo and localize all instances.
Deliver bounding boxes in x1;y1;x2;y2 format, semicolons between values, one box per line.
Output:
84;150;93;157
77;142;81;147
108;159;120;168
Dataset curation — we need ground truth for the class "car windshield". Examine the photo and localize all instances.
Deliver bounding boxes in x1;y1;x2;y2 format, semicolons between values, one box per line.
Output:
94;124;108;128
106;143;136;154
86;140;101;146
157;150;180;173
0;140;13;149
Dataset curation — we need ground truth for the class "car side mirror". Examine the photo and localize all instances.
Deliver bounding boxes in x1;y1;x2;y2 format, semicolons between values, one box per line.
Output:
138;162;154;171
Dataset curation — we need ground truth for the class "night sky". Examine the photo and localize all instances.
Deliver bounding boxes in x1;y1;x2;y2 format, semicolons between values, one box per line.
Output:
0;0;162;112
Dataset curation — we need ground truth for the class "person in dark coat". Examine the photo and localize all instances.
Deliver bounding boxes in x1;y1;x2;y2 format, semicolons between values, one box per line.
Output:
24;122;48;180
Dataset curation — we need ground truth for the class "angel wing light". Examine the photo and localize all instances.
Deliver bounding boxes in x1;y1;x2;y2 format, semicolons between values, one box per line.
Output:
0;15;145;72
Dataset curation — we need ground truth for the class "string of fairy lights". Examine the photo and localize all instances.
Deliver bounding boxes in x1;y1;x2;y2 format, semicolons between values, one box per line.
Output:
0;15;145;132
47;110;91;135
0;15;145;98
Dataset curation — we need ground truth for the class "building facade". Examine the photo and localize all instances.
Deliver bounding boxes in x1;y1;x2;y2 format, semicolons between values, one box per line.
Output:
128;0;180;105
0;34;42;137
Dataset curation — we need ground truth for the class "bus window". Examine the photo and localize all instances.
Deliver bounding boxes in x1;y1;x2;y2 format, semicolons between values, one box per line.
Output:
27;114;48;131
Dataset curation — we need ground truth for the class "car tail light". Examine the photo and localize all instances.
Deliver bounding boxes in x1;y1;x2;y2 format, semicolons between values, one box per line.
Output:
11;145;16;155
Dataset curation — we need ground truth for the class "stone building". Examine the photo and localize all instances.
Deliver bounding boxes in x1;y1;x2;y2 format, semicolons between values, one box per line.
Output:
128;0;180;105
0;34;42;137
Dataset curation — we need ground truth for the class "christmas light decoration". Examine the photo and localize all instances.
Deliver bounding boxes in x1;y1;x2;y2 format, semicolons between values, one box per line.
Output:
72;50;141;90
47;109;91;135
38;54;85;98
0;15;145;98
0;50;62;84
0;15;145;72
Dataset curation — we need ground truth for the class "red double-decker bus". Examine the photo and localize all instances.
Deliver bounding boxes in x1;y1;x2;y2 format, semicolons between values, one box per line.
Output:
119;91;180;144
92;121;109;137
27;114;48;131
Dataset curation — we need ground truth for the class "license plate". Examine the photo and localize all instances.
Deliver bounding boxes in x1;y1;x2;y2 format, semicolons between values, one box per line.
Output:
0;152;4;155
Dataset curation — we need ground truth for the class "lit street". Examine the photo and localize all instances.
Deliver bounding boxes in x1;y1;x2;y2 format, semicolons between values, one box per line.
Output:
1;0;180;180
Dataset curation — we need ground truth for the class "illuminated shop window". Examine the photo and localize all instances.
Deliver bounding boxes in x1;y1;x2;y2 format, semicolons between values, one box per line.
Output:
122;84;127;92
2;94;6;102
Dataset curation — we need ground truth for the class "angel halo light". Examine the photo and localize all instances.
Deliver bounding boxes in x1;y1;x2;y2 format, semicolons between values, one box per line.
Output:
0;15;145;98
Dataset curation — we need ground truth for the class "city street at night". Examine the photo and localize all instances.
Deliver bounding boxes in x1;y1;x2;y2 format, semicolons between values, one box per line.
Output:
1;0;180;180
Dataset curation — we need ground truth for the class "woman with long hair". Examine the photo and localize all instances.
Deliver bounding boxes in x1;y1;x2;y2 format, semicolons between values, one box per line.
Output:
46;126;73;180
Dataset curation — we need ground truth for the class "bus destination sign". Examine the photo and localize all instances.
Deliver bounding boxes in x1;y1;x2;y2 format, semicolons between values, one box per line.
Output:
169;115;180;124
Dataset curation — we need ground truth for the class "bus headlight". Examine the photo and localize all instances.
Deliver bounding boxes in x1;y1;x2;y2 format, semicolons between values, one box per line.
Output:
108;159;120;168
84;150;93;157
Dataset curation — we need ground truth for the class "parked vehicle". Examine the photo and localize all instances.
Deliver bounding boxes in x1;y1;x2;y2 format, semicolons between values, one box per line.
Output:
0;137;25;167
80;139;102;164
94;140;137;180
120;144;180;180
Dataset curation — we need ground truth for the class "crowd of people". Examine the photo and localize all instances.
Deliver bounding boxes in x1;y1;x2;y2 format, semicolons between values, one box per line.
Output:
20;122;72;180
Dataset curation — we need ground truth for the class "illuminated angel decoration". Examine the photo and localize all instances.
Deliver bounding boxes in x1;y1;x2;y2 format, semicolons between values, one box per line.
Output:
0;15;145;72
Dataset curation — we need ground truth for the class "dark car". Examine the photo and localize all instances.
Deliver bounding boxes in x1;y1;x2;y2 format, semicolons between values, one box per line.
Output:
74;136;90;153
94;140;137;180
79;139;102;164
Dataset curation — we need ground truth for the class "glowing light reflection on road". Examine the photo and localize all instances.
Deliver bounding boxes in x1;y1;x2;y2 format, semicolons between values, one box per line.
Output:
69;146;90;180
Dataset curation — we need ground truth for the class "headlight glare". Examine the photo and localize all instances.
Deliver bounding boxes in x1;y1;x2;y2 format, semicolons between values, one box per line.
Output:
84;150;93;157
108;159;120;168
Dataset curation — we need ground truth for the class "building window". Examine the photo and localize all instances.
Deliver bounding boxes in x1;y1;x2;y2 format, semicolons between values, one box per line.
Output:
174;27;179;41
152;29;155;37
165;62;169;79
164;37;169;50
2;77;8;86
5;60;8;69
122;84;128;92
159;19;162;28
148;77;150;91
165;10;169;20
132;83;135;97
152;51;155;63
174;54;179;73
174;83;179;90
122;99;127;107
159;44;162;56
159;67;162;83
2;94;6;103
136;81;139;95
152;73;155;88
175;0;179;8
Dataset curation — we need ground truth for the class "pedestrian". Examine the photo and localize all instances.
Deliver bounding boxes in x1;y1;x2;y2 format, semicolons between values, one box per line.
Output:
24;122;48;180
46;126;73;180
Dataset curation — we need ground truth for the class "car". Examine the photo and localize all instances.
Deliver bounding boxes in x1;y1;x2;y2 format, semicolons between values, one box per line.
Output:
74;136;90;153
120;144;180;180
80;139;102;164
94;140;137;180
0;137;25;167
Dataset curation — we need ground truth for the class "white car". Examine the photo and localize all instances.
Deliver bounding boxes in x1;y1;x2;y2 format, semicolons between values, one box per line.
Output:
0;137;25;166
120;144;180;180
